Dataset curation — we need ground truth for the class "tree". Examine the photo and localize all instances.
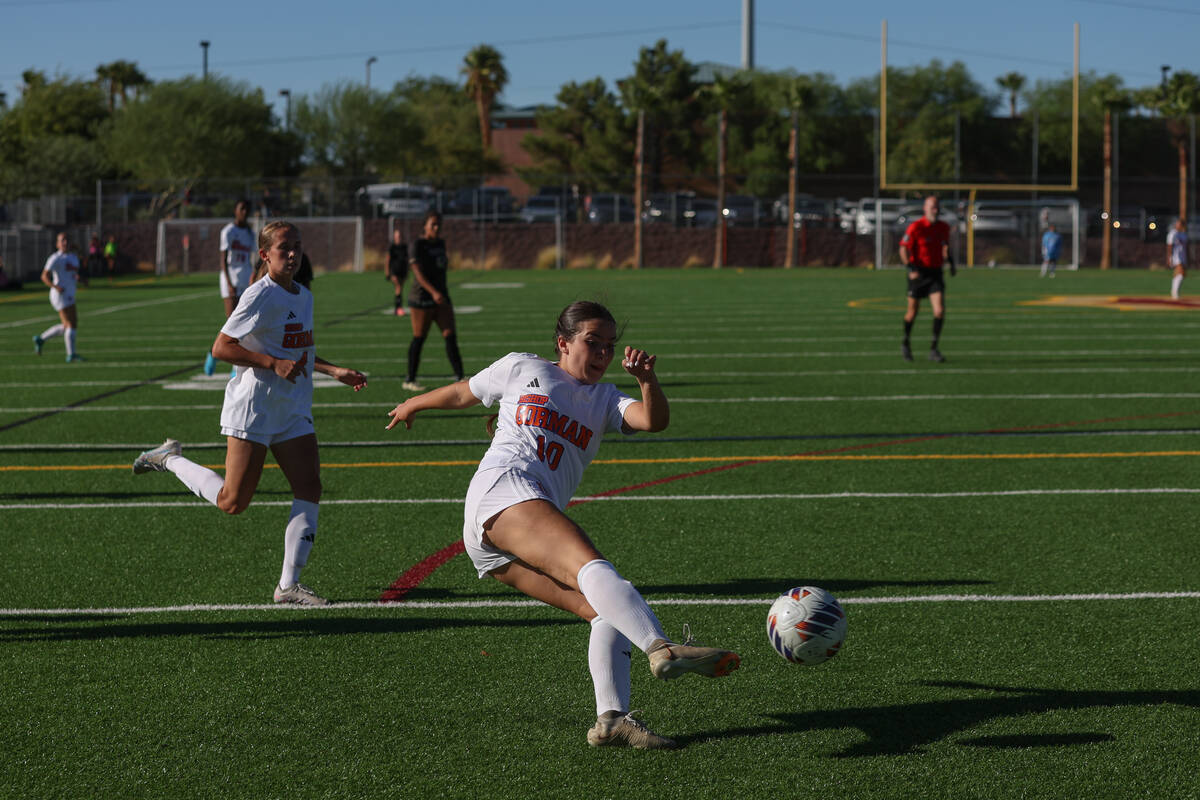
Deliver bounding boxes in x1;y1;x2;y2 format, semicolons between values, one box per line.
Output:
699;73;748;268
292;81;420;178
95;60;150;111
461;45;508;151
1092;77;1132;269
1144;70;1200;220
0;72;110;198
104;76;278;216
392;76;503;183
617;40;705;192
996;72;1026;118
519;78;632;194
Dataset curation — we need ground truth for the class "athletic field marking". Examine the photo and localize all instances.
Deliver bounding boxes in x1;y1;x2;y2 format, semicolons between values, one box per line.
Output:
0;290;210;330
1;591;1196;617
5;487;1200;511
460;282;525;289
9;451;1200;474
6;392;1200;415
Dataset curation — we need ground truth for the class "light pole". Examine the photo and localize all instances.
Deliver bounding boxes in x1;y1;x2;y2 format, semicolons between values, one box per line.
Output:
366;56;377;90
279;89;291;130
1162;65;1171;88
200;40;210;80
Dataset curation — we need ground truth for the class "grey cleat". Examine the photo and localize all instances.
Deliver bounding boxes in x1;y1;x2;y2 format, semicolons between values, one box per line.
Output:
587;711;676;750
273;582;330;606
647;625;740;680
132;439;181;474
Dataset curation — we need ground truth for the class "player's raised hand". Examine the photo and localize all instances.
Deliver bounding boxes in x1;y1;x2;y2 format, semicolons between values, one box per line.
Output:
622;346;657;381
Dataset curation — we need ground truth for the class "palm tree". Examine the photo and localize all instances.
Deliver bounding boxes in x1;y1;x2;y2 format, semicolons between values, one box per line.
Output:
700;73;745;268
95;60;150;111
1146;71;1200;221
1093;78;1132;269
996;72;1025;118
461;45;508;151
783;76;816;268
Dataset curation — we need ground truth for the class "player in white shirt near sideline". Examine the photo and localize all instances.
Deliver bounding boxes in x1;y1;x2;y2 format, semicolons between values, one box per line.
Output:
1167;218;1189;300
33;232;87;362
205;199;258;375
135;221;367;605
386;301;740;749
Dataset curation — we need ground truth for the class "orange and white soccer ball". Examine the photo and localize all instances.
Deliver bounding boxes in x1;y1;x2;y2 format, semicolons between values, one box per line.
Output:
767;586;847;666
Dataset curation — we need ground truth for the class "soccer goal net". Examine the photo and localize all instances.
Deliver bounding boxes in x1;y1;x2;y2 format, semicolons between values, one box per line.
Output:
873;197;1080;271
156;216;364;276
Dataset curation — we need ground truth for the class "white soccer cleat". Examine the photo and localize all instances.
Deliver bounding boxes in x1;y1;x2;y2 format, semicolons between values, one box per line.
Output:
401;381;425;392
132;439;181;474
273;582;330;606
587;711;676;750
647;625;740;680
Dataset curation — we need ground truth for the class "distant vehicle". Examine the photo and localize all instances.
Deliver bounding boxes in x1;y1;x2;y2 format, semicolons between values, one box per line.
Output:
455;186;514;218
642;191;696;225
841;198;907;235
358;183;435;218
1087;205;1169;242
772;194;834;228
961;202;1016;234
519;195;567;223
585;193;636;223
722;195;766;227
683;198;719;228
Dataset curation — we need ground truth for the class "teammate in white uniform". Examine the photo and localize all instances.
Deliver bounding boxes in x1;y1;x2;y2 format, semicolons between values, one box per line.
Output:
205;199;257;375
135;221;367;605
33;232;87;362
386;301;740;749
1167;218;1189;299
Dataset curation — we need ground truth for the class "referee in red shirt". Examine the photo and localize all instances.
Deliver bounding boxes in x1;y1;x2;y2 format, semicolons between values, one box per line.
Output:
899;195;955;362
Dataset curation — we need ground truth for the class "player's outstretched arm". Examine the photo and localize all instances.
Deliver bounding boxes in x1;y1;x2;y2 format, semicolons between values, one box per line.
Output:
620;346;669;433
314;356;367;392
386;380;480;431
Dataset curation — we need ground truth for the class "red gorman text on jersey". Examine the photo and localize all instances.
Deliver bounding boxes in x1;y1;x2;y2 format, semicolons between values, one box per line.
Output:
900;218;950;268
515;403;594;450
282;325;314;348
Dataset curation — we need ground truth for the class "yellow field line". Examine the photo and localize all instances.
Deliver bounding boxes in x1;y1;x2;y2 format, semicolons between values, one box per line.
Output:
5;450;1200;473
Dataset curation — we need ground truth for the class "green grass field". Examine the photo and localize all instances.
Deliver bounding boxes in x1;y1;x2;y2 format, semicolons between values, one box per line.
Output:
2;265;1199;799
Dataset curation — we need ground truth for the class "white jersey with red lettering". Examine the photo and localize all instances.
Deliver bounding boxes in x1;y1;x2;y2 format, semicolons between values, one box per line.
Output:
469;352;637;510
43;251;81;310
219;276;316;435
219;222;257;297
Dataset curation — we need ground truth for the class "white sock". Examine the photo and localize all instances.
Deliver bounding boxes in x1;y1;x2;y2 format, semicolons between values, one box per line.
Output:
164;455;224;505
589;617;632;716
65;327;77;358
1172;274;1184;298
575;559;665;653
40;323;63;341
280;499;319;588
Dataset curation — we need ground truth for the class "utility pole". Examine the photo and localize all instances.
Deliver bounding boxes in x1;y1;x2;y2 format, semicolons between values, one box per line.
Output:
279;89;291;130
200;41;210;80
366;56;377;90
741;0;754;70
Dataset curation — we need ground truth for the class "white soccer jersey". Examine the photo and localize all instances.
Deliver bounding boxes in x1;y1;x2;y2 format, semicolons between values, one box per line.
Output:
219;276;316;435
43;251;80;309
1168;228;1189;267
219;223;257;292
469;352;637;510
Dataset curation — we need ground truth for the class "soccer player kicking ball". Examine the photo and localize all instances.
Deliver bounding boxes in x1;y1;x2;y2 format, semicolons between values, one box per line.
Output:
900;195;954;363
386;301;740;749
134;221;367;605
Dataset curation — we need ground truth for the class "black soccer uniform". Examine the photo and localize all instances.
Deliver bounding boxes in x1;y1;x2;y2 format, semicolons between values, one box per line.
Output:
409;237;450;310
388;241;408;282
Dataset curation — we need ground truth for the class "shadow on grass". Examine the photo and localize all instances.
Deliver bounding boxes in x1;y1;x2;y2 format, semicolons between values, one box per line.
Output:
680;680;1200;755
0;489;294;502
0;615;573;643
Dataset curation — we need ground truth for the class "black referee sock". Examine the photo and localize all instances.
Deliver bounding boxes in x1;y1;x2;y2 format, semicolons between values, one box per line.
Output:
931;316;945;348
407;335;426;382
444;333;465;380
903;319;914;345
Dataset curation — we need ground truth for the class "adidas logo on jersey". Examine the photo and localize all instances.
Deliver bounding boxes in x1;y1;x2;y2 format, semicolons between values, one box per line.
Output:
287;311;297;319
526;378;540;388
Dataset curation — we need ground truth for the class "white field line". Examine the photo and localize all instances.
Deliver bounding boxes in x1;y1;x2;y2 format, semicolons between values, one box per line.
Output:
2;591;1198;617
5;488;1200;511
7;392;1200;413
0;291;211;330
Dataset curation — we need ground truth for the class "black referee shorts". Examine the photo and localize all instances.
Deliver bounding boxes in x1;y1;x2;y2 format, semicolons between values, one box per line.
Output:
907;268;945;299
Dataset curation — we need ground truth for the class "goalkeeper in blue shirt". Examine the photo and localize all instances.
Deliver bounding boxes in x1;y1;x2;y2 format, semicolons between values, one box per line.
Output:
1040;223;1062;278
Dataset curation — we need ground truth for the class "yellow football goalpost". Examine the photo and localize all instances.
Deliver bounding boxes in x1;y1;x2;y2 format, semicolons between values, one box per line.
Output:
878;21;1080;267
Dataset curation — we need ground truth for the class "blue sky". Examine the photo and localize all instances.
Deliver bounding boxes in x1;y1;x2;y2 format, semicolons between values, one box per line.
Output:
2;0;1196;120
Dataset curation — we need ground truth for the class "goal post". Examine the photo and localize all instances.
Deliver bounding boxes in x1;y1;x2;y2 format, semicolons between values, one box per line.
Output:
156;216;363;276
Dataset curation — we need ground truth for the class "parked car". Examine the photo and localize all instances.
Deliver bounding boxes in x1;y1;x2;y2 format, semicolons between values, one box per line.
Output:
357;183;435;218
455;186;514;218
585;193;636;223
841;198;907;235
772;193;834;228
519;195;567;223
642;191;696;225
962;202;1018;234
683;198;719;228
722;195;767;227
